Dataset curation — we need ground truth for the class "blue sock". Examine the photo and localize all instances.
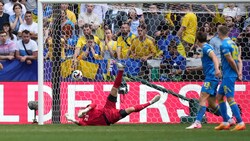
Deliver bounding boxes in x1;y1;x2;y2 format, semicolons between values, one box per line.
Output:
219;101;229;122
214;105;221;116
214;105;231;121
196;105;206;122
229;101;242;123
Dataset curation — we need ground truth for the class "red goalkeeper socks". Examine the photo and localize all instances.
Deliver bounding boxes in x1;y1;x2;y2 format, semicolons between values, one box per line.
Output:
113;70;124;89
134;103;150;112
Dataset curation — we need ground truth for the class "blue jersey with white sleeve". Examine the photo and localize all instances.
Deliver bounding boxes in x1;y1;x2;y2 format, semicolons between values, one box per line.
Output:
201;43;218;81
220;38;238;78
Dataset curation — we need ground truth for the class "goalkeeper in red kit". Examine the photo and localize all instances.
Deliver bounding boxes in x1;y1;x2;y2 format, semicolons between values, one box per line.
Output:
65;62;161;126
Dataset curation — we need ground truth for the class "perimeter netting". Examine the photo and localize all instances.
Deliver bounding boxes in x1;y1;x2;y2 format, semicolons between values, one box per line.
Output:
41;2;250;124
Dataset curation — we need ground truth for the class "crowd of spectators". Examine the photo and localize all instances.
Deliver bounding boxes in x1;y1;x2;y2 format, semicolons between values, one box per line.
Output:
0;1;250;81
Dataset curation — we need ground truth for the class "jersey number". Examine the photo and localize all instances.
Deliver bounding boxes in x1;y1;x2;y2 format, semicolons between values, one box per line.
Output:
231;44;239;60
204;82;211;89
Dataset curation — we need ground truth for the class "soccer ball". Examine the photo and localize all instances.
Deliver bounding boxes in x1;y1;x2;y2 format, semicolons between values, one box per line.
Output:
72;70;83;80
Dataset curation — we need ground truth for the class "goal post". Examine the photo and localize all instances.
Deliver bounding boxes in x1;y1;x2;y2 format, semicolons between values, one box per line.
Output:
38;0;250;125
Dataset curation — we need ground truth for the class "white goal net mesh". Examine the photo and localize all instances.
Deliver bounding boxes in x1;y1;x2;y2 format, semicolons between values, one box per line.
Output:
41;2;250;124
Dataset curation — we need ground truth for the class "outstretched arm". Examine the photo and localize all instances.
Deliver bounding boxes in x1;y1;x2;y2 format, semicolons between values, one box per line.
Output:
65;113;81;125
78;104;97;118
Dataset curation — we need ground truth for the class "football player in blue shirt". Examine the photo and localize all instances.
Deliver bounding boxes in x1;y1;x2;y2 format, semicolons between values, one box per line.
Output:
186;31;233;129
214;25;245;131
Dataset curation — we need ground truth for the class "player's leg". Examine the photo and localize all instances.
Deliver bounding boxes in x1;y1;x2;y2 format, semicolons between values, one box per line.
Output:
103;62;125;112
104;95;161;124
215;80;231;130
228;97;246;131
110;62;125;98
123;95;161;115
224;78;245;131
207;96;221;115
207;97;235;126
186;92;209;129
186;81;218;129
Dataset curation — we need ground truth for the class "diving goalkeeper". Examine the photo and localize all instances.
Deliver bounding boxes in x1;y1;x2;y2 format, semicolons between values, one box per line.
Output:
65;62;161;126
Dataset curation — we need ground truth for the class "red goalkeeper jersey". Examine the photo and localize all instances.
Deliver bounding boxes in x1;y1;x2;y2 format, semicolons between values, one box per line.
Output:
78;100;122;126
79;108;108;126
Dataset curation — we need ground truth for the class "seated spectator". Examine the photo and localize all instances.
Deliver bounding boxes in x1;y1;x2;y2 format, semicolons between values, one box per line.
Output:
102;28;118;81
199;22;214;42
9;3;24;35
225;16;240;41
61;9;75;59
61;34;102;80
80;35;102;63
78;4;100;30
45;9;75;61
66;40;79;59
60;3;77;24
15;30;37;64
32;3;52;24
222;3;241;22
237;24;250;60
80;3;108;24
61;10;74;39
103;28;117;60
160;40;186;81
45;35;68;61
2;22;17;43
127;8;143;36
0;31;16;61
0;1;10;31
73;24;102;67
156;24;186;58
4;0;26;16
18;11;38;40
117;22;136;60
129;24;157;80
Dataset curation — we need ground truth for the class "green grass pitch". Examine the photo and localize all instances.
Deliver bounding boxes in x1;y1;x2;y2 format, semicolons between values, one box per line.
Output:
1;124;249;141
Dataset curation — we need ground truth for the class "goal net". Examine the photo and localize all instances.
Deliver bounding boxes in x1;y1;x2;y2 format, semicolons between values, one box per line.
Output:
38;0;250;125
